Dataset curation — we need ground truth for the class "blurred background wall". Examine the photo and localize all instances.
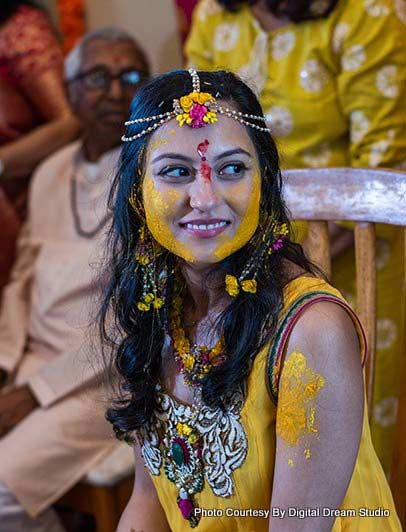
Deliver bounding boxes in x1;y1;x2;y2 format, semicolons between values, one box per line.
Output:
41;0;183;71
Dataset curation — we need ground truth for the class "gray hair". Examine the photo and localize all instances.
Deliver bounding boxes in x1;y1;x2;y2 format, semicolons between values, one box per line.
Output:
64;27;149;80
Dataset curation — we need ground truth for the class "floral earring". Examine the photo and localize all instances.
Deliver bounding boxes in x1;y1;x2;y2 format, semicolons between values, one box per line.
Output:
225;218;289;297
129;186;167;312
135;225;166;312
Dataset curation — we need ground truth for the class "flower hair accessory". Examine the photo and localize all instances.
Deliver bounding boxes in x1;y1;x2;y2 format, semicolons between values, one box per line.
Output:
122;69;271;142
225;221;289;298
172;68;217;128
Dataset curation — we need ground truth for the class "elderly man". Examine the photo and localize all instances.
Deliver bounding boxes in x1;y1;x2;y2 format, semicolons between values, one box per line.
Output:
0;28;149;531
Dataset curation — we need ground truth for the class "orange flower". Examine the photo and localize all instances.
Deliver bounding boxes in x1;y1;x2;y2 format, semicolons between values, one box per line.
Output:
58;0;86;54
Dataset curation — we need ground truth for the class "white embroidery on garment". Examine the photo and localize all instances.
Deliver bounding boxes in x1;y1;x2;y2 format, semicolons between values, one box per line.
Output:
196;389;247;497
265;106;294;137
196;0;221;22
332;22;350;54
373;396;398;427
376;65;399;97
301;142;332;166
369;129;395;166
377;317;397;350
341;44;366;71
137;405;166;475
299;59;330;93
350;110;371;144
138;386;248;498
271;31;296;60
364;0;390;17
202;49;213;60
214;22;240;52
237;29;268;95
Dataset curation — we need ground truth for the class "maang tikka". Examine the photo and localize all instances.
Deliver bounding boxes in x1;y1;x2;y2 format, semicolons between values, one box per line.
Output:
122;68;272;142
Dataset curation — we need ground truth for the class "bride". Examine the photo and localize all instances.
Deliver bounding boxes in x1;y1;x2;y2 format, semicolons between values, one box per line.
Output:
100;69;401;531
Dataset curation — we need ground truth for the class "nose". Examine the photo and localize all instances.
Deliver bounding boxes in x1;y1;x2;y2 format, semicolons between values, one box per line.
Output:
189;176;221;212
107;78;124;100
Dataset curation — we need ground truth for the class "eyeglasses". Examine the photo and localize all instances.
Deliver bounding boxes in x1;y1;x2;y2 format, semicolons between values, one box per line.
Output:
70;67;148;92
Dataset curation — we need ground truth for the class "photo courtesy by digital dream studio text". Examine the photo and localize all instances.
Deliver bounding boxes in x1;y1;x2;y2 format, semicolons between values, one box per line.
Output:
193;506;392;519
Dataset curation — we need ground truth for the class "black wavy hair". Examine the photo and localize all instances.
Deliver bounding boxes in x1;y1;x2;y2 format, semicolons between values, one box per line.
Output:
100;69;316;435
218;0;339;22
0;1;40;23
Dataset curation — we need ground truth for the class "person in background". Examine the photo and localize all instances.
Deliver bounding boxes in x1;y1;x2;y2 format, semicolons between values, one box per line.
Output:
185;0;406;474
0;27;150;532
0;0;80;289
175;0;199;45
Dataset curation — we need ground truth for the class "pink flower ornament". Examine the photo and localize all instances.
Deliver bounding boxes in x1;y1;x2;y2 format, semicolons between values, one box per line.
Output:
190;103;208;128
174;91;218;128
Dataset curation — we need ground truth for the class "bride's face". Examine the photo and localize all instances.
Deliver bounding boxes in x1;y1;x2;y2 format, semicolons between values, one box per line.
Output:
141;113;261;266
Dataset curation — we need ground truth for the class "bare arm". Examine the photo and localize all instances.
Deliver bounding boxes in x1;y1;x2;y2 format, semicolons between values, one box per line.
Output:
117;441;171;532
0;113;80;180
269;301;364;531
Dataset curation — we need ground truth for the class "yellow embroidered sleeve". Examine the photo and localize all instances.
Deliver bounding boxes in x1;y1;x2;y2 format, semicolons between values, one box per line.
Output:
336;1;406;168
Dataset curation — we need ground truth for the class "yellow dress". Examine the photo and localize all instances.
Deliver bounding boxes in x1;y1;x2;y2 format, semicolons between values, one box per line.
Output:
137;277;401;531
185;0;406;472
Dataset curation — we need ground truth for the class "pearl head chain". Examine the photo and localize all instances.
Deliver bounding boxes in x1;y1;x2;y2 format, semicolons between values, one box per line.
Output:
121;69;272;142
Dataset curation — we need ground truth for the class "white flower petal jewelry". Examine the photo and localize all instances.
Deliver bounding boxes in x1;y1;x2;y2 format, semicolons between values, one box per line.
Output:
121;69;271;142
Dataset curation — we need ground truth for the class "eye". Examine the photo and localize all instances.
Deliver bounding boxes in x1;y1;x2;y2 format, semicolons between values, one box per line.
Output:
122;70;143;86
218;162;247;178
85;70;108;89
159;165;192;181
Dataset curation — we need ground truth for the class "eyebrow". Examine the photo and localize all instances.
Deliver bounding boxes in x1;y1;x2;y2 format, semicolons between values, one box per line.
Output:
151;148;252;164
213;148;252;162
152;153;192;164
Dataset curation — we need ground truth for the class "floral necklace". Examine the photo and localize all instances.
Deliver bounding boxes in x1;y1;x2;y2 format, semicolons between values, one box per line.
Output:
169;290;225;387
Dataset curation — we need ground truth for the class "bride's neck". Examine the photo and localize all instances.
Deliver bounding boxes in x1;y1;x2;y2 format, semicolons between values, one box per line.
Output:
180;263;228;319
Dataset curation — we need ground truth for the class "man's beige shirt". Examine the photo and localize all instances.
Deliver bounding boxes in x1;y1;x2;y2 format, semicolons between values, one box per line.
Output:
0;140;120;406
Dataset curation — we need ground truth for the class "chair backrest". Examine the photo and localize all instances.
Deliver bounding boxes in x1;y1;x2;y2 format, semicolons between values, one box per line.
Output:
282;167;406;525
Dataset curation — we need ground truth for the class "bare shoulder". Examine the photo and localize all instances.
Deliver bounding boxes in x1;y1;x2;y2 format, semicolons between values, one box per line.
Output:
285;300;363;386
289;300;359;350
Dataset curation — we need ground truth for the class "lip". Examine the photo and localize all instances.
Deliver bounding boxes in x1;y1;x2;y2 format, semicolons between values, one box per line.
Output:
179;218;231;239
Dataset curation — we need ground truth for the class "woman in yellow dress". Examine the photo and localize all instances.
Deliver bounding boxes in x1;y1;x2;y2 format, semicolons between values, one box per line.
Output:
185;0;406;474
100;69;401;531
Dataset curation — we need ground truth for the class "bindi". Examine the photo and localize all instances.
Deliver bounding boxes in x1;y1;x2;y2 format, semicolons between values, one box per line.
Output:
197;139;211;182
197;139;209;161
